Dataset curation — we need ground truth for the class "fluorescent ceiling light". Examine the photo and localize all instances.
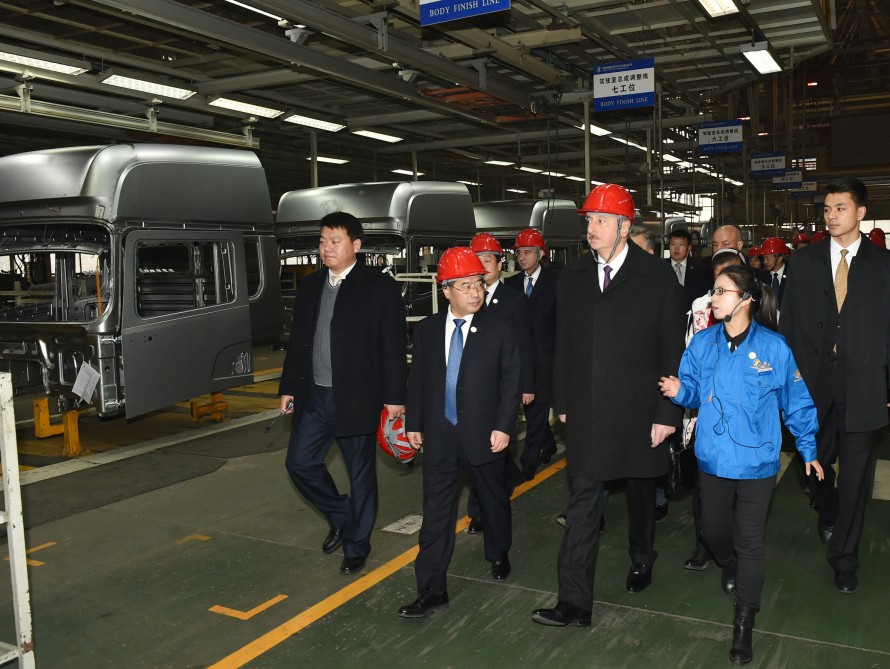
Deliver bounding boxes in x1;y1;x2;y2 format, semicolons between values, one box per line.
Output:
283;114;345;132
457;180;481;186
611;137;647;152
518;166;542;173
392;169;424;176
506;188;528;194
0;50;88;76
210;97;283;118
224;0;283;21
307;156;350;165
485;159;514;166
740;41;782;75
542;171;565;177
576;123;612;137
565;176;586;182
100;73;195;100
590;180;605;186
353;129;403;143
663;154;682;163
696;0;738;18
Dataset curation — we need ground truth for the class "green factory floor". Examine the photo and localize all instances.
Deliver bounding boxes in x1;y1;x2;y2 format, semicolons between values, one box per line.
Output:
1;417;890;668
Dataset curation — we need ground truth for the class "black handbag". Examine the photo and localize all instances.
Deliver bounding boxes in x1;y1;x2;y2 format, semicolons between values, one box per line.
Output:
667;418;697;498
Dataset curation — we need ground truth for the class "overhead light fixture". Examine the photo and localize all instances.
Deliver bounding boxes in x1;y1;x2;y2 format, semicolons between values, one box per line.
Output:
695;0;738;18
99;73;196;100
0;49;88;76
576;123;612;137
807;81;818;87
740;41;782;75
506;188;528;194
392;169;424;176
307;156;350;165
542;171;565;177
565;175;586;182
485;159;514;166
737;115;751;121
518;166;542;173
457;180;481;186
757;131;769;136
353;129;403;143
590;180;606;186
283;113;345;132
210;97;283;118
224;0;283;21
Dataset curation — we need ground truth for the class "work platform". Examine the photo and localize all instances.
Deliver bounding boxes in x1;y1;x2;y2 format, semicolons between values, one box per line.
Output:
0;378;889;667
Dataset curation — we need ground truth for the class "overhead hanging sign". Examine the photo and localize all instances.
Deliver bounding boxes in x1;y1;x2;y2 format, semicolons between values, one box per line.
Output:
419;0;511;26
790;180;818;196
750;152;786;178
698;121;743;154
593;58;655;111
771;170;804;190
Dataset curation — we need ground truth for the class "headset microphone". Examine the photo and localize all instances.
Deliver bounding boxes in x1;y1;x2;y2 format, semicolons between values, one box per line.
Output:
723;293;751;322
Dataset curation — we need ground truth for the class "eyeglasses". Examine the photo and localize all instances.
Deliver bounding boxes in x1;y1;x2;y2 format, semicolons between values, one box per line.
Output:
449;280;485;294
708;287;743;297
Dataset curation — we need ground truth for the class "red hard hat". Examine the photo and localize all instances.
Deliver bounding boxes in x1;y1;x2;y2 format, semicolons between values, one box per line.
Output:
812;230;828;243
869;228;886;246
577;183;635;221
470;232;503;256
376;409;415;464
792;232;810;244
436;246;486;284
746;246;763;258
513;228;547;254
761;237;790;256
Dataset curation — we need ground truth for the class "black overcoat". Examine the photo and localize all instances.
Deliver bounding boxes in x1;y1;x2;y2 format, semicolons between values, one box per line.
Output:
553;244;686;479
278;262;407;437
504;268;557;401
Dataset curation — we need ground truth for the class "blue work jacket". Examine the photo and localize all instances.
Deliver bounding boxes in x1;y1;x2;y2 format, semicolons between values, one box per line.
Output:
672;320;817;480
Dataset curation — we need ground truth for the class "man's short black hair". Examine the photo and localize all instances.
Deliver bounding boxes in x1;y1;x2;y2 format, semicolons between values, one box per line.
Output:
320;211;364;243
825;178;869;208
669;228;692;243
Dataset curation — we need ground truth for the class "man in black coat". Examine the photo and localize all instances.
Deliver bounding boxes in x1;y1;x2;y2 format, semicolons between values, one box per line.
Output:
398;247;521;618
279;212;407;577
780;177;890;595
667;228;712;311
533;184;685;628
504;228;557;480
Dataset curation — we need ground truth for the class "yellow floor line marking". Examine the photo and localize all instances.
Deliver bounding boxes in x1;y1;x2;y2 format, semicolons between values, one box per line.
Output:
176;534;212;544
210;595;289;621
208;456;566;669
253;367;282;377
4;540;57;567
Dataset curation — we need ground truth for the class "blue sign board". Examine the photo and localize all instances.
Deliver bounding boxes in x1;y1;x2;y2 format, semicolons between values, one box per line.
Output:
750;152;786;179
593;58;655;111
419;0;511;26
698;121;743;155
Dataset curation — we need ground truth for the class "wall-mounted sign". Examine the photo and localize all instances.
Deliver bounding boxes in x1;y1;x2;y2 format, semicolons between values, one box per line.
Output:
419;0;511;26
593;58;655;111
698;121;743;154
750;152;786;178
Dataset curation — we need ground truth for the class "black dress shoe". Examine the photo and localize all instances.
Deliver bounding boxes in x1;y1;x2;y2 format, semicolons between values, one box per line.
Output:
468;517;484;534
339;556;366;576
654;502;668;522
532;601;592;627
684;545;716;571
322;526;344;554
834;569;858;594
721;564;737;596
626;554;657;593
540;448;557;464
491;554;511;581
521;463;537;481
818;521;834;545
398;589;449;618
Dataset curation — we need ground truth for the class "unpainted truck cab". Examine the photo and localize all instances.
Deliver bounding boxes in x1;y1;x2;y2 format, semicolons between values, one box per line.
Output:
0;144;281;418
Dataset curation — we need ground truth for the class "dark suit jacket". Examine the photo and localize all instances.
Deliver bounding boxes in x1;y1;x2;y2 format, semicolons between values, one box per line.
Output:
278;262;407;437
554;245;686;480
766;263;789;306
406;308;521;467
486;282;535;395
667;257;712;311
780;234;890;432
504;268;557;401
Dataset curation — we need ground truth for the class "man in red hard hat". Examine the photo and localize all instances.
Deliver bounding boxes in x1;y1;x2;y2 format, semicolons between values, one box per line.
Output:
399;247;521;618
747;245;763;271
760;237;791;306
533;183;685;627
868;227;886;248
792;231;810;251
505;228;558;480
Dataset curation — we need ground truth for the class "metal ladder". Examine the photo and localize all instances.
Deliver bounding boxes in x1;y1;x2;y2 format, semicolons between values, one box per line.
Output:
0;374;35;667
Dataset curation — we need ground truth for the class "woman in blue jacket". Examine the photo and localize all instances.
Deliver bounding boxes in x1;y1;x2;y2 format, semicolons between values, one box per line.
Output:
659;264;824;665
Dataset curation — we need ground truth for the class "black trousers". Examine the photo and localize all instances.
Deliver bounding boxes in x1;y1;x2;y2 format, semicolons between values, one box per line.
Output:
557;475;656;611
519;398;556;467
814;399;879;573
698;471;775;609
415;423;512;594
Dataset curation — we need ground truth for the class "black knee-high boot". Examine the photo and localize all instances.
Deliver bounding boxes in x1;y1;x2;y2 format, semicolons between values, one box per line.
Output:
729;603;756;664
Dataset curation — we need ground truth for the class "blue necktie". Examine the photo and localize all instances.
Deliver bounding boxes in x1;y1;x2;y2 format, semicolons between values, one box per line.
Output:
444;318;465;425
525;276;534;298
603;265;612;290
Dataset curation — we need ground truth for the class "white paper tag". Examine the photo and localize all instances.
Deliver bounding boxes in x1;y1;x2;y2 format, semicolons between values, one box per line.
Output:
72;363;100;403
